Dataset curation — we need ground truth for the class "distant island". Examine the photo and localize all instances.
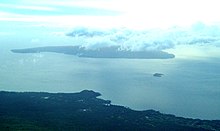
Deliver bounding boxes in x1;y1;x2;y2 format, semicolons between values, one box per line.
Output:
153;73;164;77
11;46;175;59
0;90;219;130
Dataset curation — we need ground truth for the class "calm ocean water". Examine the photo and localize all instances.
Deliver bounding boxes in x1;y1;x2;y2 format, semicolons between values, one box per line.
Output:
0;46;220;120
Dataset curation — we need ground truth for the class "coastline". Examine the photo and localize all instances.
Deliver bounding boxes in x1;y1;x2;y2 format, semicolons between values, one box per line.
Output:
0;90;219;130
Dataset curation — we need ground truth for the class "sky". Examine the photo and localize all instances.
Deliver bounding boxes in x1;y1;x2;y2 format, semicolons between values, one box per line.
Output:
0;0;220;29
1;0;220;58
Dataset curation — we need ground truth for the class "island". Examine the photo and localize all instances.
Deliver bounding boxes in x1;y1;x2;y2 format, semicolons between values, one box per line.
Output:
11;45;175;59
0;90;219;130
153;73;164;77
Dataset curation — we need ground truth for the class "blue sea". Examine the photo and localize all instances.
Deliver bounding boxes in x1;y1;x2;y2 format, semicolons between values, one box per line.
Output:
1;22;220;120
1;44;220;120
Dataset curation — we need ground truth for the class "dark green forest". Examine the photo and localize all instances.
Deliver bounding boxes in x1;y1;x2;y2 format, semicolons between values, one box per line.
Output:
0;90;219;131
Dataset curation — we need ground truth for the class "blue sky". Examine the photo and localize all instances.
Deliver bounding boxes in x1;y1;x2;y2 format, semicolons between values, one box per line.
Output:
1;0;220;29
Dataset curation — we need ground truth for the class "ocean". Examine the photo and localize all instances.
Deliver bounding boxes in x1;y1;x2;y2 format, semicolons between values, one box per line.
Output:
1;45;220;120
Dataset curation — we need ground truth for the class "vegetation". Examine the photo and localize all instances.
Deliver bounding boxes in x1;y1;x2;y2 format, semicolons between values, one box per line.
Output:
0;90;219;131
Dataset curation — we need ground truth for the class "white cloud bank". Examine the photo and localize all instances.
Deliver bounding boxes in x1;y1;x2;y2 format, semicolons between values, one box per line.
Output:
66;22;220;53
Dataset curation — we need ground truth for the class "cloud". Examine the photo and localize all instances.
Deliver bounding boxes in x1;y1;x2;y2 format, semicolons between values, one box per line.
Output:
67;27;175;51
66;27;106;37
0;3;56;11
0;2;121;31
66;23;220;51
1;0;220;29
0;1;120;17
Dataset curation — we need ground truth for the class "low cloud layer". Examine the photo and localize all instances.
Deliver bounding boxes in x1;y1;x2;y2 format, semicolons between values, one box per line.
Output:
66;22;220;51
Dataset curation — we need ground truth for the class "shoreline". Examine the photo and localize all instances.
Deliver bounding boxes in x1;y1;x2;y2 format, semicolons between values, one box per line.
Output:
0;90;219;130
